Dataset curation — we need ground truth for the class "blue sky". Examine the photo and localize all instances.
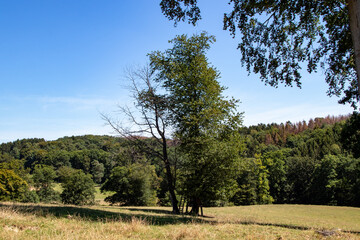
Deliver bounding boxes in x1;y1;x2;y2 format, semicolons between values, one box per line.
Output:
0;0;354;143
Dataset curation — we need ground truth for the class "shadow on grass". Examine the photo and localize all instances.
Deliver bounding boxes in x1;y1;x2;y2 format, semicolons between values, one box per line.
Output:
0;203;206;225
124;207;215;219
124;207;173;215
238;221;360;235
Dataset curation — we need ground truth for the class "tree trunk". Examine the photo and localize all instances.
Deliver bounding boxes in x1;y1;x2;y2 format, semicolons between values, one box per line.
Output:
162;141;180;214
348;0;360;105
165;162;180;214
189;197;201;215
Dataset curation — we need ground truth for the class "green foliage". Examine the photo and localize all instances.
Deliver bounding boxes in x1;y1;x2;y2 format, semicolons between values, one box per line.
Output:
231;158;258;205
90;160;104;184
311;155;340;205
223;1;356;106
0;169;28;201
22;189;40;203
32;165;60;203
150;32;244;213
231;156;273;205
101;163;159;206
337;156;360;207
317;154;360;207
177;135;242;207
286;156;316;204
160;0;358;108
0;154;29;180
261;150;289;203
0;114;359;207
341;112;360;158
61;169;95;205
56;166;77;182
160;0;201;25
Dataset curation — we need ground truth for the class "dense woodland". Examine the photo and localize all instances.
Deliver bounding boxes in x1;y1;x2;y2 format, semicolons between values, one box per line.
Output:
1;113;359;208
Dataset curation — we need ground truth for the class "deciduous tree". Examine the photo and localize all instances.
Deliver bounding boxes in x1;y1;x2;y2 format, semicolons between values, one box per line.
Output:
149;32;244;215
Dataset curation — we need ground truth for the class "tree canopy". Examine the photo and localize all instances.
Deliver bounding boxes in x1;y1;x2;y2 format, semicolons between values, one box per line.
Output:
160;0;360;109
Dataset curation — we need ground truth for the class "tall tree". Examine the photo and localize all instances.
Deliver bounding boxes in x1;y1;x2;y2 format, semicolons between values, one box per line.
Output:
160;0;360;109
149;32;244;215
103;65;180;213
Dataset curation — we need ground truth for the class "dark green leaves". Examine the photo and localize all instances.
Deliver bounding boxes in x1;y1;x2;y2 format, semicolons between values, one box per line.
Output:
160;0;358;108
160;0;201;25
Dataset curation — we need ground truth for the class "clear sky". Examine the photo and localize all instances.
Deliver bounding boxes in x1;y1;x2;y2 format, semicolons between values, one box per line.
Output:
0;0;354;143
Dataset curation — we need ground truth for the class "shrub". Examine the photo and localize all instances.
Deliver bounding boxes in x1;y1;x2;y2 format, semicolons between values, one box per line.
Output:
33;165;60;203
22;189;40;203
61;169;95;205
0;169;28;201
101;163;159;206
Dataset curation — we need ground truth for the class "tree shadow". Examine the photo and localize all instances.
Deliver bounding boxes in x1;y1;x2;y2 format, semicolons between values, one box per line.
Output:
124;207;173;215
124;207;215;218
0;203;208;225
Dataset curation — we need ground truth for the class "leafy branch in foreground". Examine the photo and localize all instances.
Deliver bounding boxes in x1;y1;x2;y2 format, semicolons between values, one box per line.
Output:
160;0;360;109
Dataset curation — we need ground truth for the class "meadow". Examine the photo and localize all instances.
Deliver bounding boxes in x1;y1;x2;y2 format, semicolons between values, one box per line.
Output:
1;202;359;240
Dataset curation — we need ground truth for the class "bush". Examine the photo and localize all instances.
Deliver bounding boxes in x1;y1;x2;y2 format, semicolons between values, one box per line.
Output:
33;165;60;203
101;163;159;206
22;189;40;203
0;169;28;201
61;169;95;205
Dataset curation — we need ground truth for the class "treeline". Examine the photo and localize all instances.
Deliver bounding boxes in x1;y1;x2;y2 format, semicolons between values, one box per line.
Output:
1;112;359;207
235;113;360;206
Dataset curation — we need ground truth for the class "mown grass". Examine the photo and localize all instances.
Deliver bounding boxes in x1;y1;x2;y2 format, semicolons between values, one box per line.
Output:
0;202;359;239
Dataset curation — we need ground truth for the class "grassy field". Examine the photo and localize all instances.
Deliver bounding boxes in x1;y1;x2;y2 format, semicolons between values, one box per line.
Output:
0;202;359;240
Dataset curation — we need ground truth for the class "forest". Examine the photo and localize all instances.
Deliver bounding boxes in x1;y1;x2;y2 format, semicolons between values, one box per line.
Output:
1;112;359;210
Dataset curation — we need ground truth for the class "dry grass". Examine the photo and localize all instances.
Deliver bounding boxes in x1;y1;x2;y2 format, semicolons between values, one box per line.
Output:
206;204;360;232
0;202;359;240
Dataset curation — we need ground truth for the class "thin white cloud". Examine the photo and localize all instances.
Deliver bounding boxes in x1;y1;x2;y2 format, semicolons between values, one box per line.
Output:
244;103;353;126
39;96;117;110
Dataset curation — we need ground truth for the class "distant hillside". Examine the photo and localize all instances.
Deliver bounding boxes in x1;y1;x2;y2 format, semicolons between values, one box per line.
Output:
1;113;359;207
